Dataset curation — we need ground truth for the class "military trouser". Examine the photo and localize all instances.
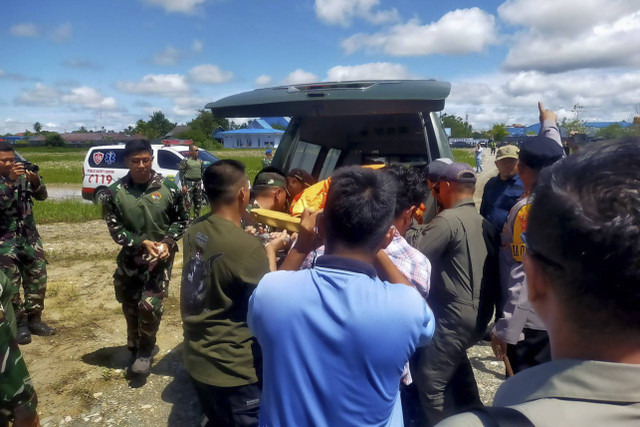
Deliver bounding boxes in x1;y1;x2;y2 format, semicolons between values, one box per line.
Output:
0;236;47;324
0;307;38;425
184;179;203;220
113;248;175;353
414;302;484;426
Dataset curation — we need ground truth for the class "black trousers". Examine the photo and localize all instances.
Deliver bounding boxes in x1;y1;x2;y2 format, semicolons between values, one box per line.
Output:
191;378;261;427
507;328;551;375
414;304;483;427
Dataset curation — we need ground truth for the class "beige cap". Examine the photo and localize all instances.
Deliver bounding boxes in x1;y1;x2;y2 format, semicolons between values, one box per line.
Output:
496;145;519;160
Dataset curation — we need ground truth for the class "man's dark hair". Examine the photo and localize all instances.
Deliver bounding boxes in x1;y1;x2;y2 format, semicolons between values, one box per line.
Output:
384;165;427;218
324;166;396;252
203;159;247;204
528;138;640;334
0;142;15;152
124;140;152;159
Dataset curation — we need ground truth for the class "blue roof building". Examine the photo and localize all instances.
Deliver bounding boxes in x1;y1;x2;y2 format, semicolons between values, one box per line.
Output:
219;117;288;149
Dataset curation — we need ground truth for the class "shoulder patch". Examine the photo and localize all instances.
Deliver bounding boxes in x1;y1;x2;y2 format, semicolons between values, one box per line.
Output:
511;203;531;262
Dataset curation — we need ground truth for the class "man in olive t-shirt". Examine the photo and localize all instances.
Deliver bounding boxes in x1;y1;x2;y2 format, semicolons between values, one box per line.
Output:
181;159;272;427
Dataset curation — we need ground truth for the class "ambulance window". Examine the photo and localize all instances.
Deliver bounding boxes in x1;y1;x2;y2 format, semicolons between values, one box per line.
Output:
158;150;181;170
318;148;341;180
88;148;125;168
289;141;321;174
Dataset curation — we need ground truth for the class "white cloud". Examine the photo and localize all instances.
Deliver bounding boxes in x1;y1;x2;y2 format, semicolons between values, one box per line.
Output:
153;45;182;65
172;96;210;117
192;39;203;53
1;119;34;134
498;0;640;36
10;23;38;37
189;64;233;84
314;0;399;27
326;62;415;81
282;69;319;85
445;70;640;129
498;0;640;72
62;86;118;110
14;83;61;107
116;74;190;97
254;75;273;87
50;22;72;43
143;0;206;14
342;8;498;56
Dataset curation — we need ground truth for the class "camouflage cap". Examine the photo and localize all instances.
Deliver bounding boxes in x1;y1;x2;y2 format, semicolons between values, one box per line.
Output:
496;145;519;160
253;169;287;189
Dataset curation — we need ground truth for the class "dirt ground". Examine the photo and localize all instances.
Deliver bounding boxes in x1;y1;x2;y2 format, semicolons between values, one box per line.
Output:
24;153;505;427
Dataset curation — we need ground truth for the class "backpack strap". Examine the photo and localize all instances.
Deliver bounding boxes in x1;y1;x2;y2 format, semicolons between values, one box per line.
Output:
471;406;534;427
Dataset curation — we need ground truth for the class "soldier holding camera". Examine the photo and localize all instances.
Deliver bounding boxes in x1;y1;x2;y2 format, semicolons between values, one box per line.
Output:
0;142;54;345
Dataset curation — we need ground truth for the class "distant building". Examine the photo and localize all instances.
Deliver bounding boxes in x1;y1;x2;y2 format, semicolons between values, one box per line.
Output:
219;117;288;149
164;125;191;138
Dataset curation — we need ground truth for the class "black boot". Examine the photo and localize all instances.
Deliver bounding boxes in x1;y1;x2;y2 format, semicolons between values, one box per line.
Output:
131;348;153;375
28;314;55;336
17;321;32;345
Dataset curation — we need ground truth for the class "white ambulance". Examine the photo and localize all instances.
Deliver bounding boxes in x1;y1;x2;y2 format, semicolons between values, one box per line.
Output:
81;143;219;203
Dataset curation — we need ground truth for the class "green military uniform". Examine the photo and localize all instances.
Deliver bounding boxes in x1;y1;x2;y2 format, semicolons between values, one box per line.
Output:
181;213;269;424
412;198;499;424
181;213;269;386
0;269;38;425
0;174;48;326
104;171;188;353
178;157;204;220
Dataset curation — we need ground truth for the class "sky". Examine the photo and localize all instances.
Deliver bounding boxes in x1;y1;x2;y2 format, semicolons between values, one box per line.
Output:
1;0;640;134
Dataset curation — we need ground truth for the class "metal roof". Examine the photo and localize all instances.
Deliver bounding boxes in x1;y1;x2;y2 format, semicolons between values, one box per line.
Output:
206;80;451;118
220;129;285;135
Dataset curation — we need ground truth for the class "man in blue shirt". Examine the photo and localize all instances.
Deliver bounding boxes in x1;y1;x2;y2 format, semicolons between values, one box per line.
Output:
480;145;524;232
248;167;435;427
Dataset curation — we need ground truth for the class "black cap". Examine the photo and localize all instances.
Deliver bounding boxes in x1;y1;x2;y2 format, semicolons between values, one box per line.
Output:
519;136;564;170
439;162;477;183
287;168;316;188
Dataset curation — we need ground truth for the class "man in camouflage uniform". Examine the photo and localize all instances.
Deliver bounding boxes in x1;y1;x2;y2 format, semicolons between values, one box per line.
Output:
0;268;39;426
103;140;188;375
179;145;204;220
0;142;53;346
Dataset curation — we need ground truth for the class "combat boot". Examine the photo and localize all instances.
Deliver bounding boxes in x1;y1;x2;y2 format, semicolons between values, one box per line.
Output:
28;314;55;336
17;321;32;345
131;349;153;375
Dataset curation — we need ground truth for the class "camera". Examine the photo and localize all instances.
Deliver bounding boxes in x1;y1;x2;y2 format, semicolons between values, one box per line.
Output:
21;161;40;173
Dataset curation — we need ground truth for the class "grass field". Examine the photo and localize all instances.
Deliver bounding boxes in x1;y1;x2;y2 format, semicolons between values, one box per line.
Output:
451;148;476;166
16;147;267;185
33;199;103;224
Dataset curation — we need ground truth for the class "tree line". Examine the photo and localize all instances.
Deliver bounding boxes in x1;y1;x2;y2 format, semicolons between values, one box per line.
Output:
7;108;639;148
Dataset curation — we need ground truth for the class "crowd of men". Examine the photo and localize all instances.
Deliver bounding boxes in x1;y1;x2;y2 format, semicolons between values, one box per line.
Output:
0;100;639;426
